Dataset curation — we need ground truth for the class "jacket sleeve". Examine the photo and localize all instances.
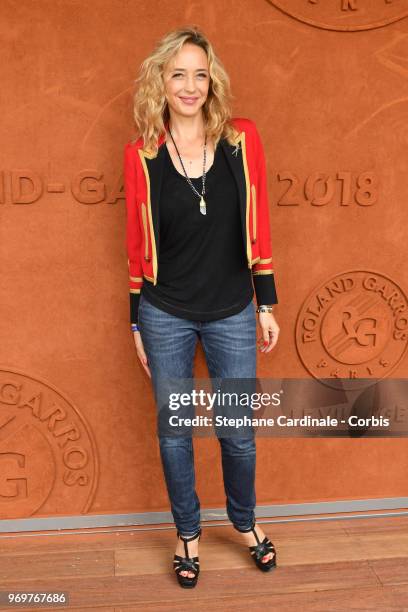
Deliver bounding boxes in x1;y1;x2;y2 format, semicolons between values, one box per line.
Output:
251;123;278;306
124;142;144;324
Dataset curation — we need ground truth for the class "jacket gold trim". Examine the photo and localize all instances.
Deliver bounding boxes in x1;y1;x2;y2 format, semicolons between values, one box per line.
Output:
251;183;257;243
138;149;159;284
252;269;274;275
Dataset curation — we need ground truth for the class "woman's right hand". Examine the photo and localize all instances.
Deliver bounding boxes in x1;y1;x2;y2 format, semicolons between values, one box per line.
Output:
133;331;151;378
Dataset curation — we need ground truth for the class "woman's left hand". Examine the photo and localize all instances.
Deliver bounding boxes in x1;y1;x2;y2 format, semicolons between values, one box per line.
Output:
257;312;280;353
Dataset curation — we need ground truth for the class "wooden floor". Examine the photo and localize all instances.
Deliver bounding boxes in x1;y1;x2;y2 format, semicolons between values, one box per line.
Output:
0;514;408;611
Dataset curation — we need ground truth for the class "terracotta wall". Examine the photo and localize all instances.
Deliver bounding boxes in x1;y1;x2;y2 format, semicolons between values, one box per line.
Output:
1;0;407;520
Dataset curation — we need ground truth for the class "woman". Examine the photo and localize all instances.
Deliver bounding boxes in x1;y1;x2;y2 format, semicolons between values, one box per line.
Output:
124;26;280;588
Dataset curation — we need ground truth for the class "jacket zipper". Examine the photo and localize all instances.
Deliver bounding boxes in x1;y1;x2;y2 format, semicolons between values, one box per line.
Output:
141;202;150;261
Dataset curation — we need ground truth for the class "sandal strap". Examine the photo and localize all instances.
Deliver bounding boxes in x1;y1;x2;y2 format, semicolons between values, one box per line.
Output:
234;520;263;546
249;538;276;561
248;536;272;549
174;555;200;562
173;556;200;575
177;528;201;560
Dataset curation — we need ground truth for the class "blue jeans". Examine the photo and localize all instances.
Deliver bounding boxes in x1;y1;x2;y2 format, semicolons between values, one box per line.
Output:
138;293;257;536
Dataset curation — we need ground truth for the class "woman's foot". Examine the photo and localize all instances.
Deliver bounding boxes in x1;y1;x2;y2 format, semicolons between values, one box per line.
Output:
175;532;199;578
239;523;274;564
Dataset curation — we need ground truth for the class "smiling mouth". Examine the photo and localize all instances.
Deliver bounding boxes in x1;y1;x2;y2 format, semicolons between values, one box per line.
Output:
179;97;198;103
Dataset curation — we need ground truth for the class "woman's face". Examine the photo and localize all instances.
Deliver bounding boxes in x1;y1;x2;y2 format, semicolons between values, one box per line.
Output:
163;42;210;119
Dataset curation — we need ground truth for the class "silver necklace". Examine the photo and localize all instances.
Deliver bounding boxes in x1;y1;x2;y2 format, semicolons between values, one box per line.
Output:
168;128;208;215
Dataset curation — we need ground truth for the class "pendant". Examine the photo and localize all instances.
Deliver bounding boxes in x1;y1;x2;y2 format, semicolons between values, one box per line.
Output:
199;196;206;215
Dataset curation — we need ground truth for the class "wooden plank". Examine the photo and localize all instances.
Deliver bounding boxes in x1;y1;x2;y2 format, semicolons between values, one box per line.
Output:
0;550;114;583
114;584;401;611
389;584;408;608
0;517;407;610
342;515;408;535
0;561;381;608
115;529;408;575
369;557;408;586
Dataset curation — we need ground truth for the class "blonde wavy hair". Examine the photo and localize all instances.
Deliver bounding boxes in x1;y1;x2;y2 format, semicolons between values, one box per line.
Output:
132;26;239;155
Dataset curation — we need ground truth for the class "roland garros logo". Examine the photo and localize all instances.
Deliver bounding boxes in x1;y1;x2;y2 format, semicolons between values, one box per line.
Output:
0;368;98;518
268;1;408;31
296;271;408;380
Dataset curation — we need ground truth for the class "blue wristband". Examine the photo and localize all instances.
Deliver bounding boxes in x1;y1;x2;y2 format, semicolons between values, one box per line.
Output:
131;323;139;332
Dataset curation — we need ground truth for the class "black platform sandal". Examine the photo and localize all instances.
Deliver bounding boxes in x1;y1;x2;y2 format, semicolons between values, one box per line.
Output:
235;520;277;572
173;528;201;588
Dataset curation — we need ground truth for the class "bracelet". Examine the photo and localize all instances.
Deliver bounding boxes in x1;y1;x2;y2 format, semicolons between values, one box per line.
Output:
131;323;140;332
256;305;274;313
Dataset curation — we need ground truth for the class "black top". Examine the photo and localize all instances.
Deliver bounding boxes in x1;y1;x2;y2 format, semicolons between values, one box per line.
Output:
140;141;254;320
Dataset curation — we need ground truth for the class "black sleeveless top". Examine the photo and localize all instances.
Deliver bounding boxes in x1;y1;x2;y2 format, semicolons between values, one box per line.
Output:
140;142;254;320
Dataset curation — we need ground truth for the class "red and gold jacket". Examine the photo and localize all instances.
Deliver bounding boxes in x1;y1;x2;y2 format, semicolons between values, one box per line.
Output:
124;117;278;323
